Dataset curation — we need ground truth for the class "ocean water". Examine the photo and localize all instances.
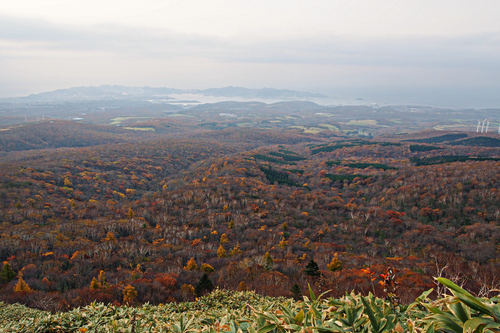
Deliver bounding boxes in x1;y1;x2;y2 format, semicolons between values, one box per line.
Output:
164;93;378;108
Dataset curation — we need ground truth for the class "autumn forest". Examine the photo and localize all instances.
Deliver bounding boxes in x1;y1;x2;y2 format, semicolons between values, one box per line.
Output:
1;98;500;314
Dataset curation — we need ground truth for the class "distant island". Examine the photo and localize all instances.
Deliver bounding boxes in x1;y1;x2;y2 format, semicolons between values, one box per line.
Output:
0;85;328;103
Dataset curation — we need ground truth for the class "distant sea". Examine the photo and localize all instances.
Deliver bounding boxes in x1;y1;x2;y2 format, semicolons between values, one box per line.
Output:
163;93;378;108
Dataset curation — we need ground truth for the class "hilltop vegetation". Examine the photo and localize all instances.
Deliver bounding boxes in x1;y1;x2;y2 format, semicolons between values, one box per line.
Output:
0;121;135;152
453;136;500;147
407;133;469;144
1;279;500;332
405;133;500;148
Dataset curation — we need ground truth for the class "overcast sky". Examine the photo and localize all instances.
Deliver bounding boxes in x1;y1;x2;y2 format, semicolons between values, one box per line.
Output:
1;0;500;107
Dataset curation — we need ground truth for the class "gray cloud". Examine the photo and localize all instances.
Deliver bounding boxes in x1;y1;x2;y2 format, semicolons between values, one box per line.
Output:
2;15;499;69
1;15;499;106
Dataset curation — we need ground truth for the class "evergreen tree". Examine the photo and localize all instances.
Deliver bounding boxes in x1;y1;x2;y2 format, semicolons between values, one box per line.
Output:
290;283;302;300
194;273;214;297
0;262;16;284
304;259;321;277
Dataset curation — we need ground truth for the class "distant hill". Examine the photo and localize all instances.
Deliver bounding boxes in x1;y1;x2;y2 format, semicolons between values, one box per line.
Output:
0;121;141;152
405;133;469;144
402;133;500;148
2;86;182;103
1;86;327;103
453;136;500;147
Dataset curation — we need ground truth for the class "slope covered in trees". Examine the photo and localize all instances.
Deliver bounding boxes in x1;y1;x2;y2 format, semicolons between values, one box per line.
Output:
0;127;500;313
454;136;500;147
407;133;469;144
0;121;140;152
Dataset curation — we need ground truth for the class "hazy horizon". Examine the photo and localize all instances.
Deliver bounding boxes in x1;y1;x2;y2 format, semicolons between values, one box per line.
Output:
2;1;500;108
3;84;500;110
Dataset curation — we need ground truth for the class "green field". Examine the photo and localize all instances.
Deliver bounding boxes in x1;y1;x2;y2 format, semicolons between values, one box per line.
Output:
319;124;340;131
110;117;152;125
343;119;377;126
163;114;193;117
289;126;323;133
236;122;255;127
123;127;155;131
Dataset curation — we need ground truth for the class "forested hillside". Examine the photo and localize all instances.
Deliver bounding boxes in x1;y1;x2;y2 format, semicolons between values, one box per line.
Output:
0;124;500;315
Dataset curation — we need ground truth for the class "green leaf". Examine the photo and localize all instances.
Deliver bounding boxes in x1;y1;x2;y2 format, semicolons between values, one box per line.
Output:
431;314;463;333
343;306;353;325
437;278;495;319
315;325;346;333
437;278;474;298
416;289;434;302
453;293;494;319
323;320;347;332
310;304;323;322
308;284;317;301
354;305;365;322
316;289;333;303
360;297;380;332
448;302;470;323
294;309;305;325
463;317;500;333
257;323;277;333
491;304;500;324
426;305;447;316
284;324;302;331
423;321;436;333
280;306;294;318
379;318;388;332
328;299;343;307
256;312;279;324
